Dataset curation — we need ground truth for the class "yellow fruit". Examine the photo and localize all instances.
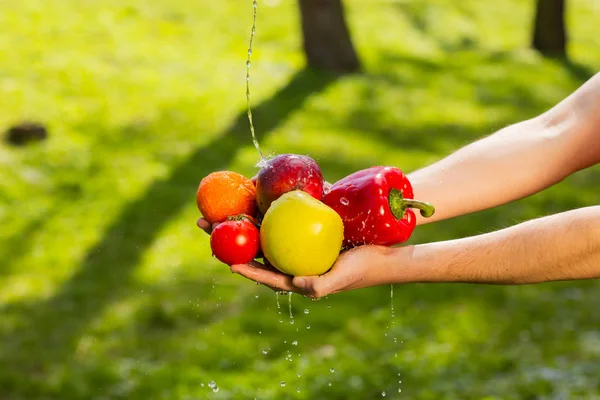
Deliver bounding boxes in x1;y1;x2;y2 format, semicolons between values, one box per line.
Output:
260;190;344;276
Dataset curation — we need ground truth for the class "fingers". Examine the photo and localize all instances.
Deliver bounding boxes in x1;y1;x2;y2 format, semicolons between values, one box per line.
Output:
292;276;331;298
196;218;222;235
197;218;212;234
231;261;299;293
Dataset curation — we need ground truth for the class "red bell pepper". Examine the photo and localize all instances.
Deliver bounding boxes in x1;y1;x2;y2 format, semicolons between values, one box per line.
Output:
323;166;435;248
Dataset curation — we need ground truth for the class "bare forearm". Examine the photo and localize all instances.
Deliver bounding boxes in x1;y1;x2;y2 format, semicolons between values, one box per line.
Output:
408;72;600;225
396;206;600;285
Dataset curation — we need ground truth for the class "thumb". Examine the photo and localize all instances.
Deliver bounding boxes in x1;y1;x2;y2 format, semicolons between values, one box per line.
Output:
292;276;327;298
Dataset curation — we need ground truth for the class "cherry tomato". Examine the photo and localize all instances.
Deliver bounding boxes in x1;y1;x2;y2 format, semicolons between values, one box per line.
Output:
210;216;260;265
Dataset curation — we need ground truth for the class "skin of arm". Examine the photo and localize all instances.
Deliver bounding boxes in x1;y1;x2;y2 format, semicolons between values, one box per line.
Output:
409;72;600;226
201;72;600;296
402;206;600;285
259;206;600;298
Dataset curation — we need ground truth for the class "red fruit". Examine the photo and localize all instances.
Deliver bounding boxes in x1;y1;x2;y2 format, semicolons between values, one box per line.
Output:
255;154;324;215
210;216;260;265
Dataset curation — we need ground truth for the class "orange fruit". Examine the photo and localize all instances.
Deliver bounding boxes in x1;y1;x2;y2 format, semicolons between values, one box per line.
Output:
196;171;257;224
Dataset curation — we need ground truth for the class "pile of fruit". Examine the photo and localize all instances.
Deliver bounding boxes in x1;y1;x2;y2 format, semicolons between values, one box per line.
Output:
196;154;435;277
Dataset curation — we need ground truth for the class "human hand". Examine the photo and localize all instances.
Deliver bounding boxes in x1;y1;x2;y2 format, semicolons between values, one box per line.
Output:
197;215;394;298
230;244;397;298
198;177;349;297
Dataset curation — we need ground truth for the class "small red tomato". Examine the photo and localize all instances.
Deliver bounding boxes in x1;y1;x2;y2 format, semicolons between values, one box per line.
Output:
210;216;260;265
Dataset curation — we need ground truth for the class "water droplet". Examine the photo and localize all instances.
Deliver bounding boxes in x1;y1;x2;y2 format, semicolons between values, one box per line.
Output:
297;373;301;378
201;383;204;387
280;381;286;387
213;387;219;393
328;382;332;387
262;348;269;354
304;309;309;314
246;61;251;68
327;304;331;309
297;388;301;393
340;197;349;206
382;391;386;397
248;49;253;56
330;368;335;373
258;331;262;335
255;295;259;298
306;325;311;330
292;340;298;346
208;381;216;389
398;389;402;393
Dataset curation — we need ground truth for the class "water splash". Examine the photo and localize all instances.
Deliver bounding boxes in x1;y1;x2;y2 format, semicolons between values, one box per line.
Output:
208;380;219;393
390;284;395;321
391;284;397;344
276;292;283;323
288;291;294;324
246;0;265;160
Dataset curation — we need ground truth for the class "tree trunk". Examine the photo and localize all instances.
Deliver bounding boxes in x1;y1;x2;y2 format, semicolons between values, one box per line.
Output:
298;0;361;73
532;0;567;57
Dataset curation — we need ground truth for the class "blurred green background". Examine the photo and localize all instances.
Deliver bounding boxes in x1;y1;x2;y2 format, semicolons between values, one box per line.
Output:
1;0;599;399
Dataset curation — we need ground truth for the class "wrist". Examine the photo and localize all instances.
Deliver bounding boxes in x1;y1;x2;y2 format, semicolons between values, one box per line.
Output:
386;242;449;284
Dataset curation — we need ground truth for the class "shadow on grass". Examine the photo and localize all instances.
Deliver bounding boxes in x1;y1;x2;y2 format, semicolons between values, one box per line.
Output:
0;68;340;378
1;47;598;399
557;57;597;82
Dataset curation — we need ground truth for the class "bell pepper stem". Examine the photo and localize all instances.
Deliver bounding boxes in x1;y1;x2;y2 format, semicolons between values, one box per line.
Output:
389;188;436;219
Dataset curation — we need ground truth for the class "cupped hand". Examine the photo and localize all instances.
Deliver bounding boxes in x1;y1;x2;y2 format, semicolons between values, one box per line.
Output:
229;244;394;298
197;215;395;297
197;178;350;297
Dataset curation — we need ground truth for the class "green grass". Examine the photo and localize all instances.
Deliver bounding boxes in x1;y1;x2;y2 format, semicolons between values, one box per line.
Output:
1;0;599;398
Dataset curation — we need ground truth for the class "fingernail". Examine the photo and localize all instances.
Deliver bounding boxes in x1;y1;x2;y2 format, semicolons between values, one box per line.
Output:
294;277;306;289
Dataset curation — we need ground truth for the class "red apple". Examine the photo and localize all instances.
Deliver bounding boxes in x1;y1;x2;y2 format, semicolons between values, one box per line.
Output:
255;154;324;215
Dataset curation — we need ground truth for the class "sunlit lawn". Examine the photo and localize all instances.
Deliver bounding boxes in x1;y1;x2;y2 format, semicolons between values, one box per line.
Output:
1;0;599;398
